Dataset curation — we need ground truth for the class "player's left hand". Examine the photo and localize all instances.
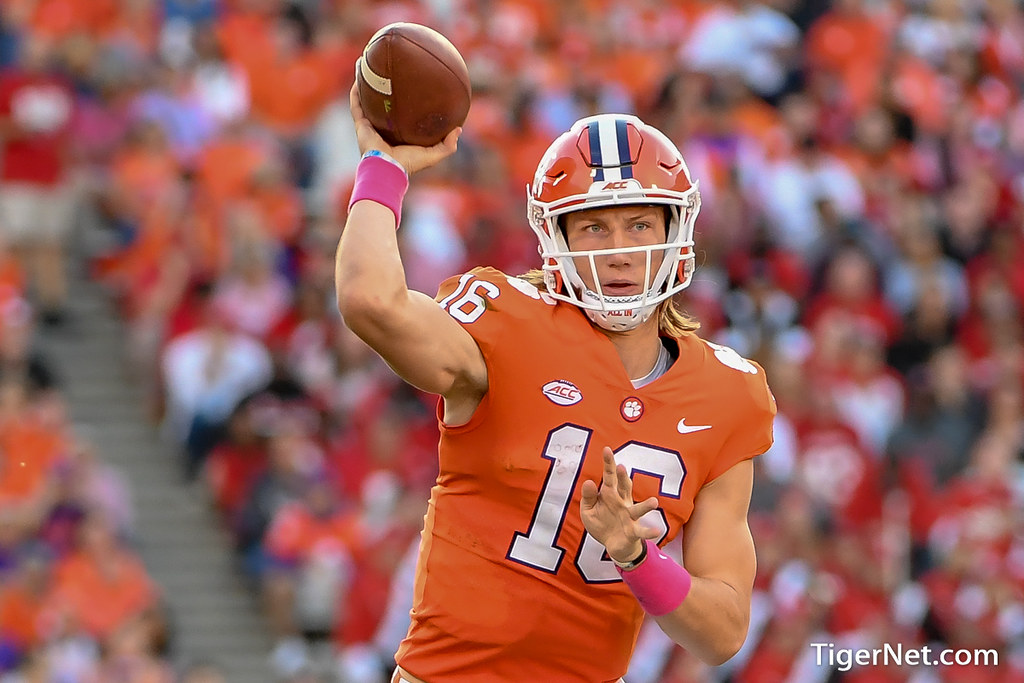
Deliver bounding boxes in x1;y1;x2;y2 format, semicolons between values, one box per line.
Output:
580;447;661;564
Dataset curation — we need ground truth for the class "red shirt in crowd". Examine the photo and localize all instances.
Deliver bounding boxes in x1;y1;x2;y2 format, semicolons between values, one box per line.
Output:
0;68;73;186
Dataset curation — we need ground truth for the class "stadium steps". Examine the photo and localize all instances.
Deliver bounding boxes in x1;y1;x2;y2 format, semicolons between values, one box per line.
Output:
36;271;276;682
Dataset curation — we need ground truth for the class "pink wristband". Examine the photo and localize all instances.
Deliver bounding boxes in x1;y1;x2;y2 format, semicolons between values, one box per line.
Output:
348;152;410;227
617;540;692;616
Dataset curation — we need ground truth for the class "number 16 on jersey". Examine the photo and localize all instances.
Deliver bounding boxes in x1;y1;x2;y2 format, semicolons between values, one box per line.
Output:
507;424;686;583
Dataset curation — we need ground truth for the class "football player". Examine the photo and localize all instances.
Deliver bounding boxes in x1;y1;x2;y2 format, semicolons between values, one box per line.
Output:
337;82;776;682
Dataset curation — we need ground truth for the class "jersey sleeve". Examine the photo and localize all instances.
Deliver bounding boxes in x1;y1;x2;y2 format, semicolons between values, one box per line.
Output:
434;267;554;355
704;359;777;483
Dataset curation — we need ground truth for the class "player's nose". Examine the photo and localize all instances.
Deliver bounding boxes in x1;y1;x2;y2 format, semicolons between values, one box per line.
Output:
604;229;634;265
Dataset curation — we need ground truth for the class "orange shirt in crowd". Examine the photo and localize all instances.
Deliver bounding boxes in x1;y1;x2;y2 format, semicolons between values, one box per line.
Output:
248;51;340;137
501;0;559;43
49;550;157;640
489;121;542;189
95;1;160;55
186;200;233;278
109;146;182;220
18;0;118;39
0;581;46;650
194;136;270;207
93;193;183;296
599;46;672;111
0;417;66;505
889;55;950;135
249;184;304;244
805;8;889;113
0;253;25;301
730;97;783;148
264;501;357;566
312;29;362;95
216;8;275;75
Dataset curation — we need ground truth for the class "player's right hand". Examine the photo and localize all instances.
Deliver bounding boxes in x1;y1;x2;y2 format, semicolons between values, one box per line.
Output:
349;81;461;175
580;447;661;564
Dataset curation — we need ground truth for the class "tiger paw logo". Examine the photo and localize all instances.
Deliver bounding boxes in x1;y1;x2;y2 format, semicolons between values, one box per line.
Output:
620;397;644;422
705;341;758;374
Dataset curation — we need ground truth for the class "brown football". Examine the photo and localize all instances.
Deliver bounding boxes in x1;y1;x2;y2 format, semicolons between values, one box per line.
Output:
357;22;471;147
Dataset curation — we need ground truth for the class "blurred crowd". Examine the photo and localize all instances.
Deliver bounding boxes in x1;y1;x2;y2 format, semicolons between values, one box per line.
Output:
0;0;1023;682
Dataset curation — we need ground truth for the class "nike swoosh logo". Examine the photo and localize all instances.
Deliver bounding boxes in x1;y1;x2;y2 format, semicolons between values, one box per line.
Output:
677;419;712;434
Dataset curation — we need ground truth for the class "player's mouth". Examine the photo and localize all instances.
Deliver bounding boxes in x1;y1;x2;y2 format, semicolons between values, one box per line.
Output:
601;281;642;296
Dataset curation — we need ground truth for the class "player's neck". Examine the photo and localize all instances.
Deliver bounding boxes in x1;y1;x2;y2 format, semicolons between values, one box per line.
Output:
601;319;664;380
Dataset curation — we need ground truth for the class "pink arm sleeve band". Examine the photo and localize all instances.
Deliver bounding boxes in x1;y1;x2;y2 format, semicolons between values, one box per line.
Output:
347;153;410;227
617;539;692;616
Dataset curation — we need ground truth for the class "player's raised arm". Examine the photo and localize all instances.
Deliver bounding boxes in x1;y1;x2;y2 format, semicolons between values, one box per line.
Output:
335;82;487;415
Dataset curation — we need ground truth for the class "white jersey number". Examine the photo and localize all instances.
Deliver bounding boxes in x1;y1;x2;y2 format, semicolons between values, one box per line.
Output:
507;425;686;583
438;273;500;324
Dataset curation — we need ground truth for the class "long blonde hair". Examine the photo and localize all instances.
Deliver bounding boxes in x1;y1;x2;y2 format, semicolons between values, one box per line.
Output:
517;269;701;337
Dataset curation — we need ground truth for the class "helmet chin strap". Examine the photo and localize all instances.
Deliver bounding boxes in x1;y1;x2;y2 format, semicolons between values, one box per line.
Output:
579;288;658;332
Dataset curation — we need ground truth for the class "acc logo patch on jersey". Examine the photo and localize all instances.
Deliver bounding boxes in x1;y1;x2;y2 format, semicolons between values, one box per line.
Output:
542;380;583;406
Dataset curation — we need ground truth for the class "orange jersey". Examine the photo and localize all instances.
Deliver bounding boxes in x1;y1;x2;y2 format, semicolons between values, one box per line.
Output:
396;268;776;682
